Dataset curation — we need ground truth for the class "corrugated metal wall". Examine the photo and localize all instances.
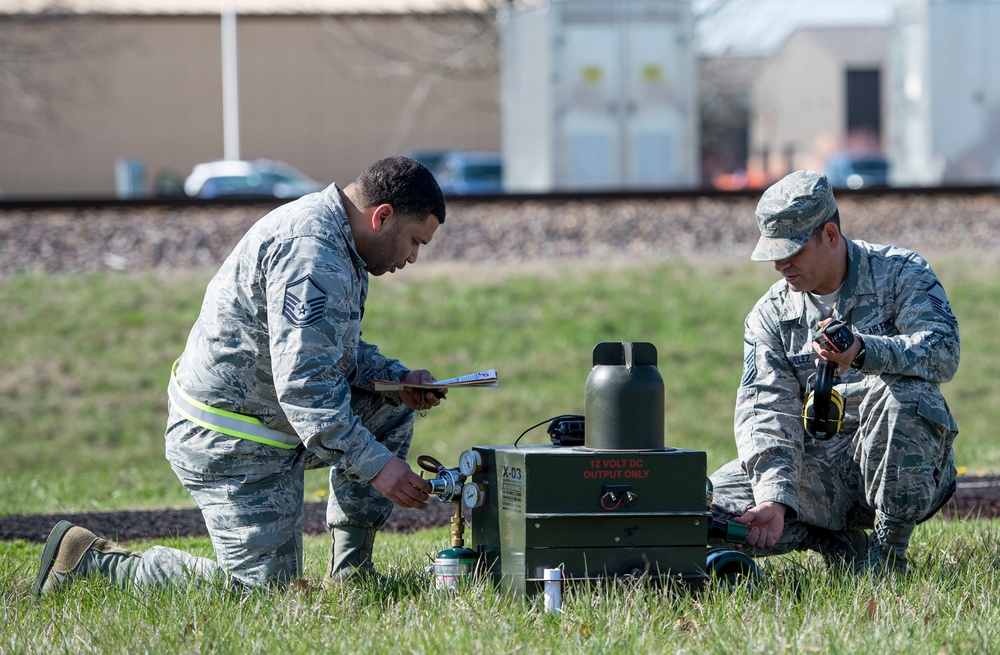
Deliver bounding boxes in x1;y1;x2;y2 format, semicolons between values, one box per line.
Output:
0;13;500;198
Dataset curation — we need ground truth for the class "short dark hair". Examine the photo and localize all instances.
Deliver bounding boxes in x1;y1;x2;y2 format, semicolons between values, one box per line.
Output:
810;209;841;240
354;156;446;224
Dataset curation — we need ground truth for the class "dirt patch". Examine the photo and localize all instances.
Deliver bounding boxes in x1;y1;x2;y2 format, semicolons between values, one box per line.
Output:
937;476;1000;520
0;499;460;544
3;477;998;544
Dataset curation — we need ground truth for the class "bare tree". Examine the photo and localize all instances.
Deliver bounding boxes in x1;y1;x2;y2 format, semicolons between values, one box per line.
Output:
320;0;748;161
698;54;763;184
0;3;123;139
319;2;501;154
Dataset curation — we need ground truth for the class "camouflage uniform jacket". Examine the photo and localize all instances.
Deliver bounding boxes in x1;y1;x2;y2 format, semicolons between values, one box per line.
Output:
736;237;960;521
174;183;409;483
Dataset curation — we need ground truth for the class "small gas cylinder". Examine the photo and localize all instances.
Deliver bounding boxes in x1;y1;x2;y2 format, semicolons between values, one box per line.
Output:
433;546;479;592
585;341;664;450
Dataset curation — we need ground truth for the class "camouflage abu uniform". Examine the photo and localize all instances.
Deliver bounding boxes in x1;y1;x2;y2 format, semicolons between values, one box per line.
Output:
171;182;420;587
710;174;960;560
91;183;416;590
33;158;451;597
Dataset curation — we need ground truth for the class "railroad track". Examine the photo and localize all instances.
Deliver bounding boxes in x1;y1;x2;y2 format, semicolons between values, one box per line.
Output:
2;182;999;211
3;185;1000;277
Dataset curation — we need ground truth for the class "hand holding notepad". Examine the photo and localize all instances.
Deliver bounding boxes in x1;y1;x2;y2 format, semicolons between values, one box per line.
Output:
373;369;498;392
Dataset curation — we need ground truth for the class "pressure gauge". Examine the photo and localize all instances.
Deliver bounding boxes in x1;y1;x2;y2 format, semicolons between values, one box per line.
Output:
462;482;486;509
458;449;483;477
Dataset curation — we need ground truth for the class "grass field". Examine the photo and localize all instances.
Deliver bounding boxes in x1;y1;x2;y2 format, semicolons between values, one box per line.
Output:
2;254;998;515
4;521;1000;653
2;254;1000;653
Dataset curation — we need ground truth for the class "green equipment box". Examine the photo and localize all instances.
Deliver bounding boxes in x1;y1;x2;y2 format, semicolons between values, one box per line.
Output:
468;443;710;596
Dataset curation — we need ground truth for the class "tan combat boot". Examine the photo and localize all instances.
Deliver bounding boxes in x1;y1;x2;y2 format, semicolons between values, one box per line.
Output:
33;520;139;595
323;526;382;586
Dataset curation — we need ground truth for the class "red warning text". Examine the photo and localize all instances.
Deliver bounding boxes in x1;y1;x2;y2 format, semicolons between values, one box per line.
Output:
582;457;649;480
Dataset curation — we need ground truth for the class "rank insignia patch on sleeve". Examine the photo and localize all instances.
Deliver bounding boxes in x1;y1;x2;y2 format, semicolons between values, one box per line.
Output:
283;275;327;327
926;280;958;326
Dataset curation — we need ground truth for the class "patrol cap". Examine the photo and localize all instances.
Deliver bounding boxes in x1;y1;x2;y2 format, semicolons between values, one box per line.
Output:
751;170;837;262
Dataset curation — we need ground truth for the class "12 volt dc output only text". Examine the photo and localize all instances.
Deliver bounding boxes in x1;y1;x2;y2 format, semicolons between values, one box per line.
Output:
582;458;649;480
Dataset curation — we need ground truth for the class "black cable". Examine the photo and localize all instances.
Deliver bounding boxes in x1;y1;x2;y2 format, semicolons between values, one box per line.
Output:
513;414;583;448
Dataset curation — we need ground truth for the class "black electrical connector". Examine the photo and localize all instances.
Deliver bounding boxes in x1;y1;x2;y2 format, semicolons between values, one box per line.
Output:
601;484;637;510
547;415;585;446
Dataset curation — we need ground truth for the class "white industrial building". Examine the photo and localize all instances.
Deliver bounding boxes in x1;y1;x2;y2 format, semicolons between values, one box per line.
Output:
889;0;1000;186
499;0;699;192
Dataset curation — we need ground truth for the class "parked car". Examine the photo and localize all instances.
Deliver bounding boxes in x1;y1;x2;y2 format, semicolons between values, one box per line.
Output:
184;159;325;199
434;151;504;195
402;148;451;176
824;153;889;190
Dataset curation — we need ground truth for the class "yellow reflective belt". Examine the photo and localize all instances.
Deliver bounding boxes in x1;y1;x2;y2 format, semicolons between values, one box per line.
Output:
168;360;300;450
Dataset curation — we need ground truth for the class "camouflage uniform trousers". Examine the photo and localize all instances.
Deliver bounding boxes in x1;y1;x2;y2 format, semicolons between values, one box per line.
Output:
711;377;958;556
322;388;415;531
113;388;415;590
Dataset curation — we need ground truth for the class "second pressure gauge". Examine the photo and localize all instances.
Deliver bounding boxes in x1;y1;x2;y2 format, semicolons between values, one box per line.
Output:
462;482;486;509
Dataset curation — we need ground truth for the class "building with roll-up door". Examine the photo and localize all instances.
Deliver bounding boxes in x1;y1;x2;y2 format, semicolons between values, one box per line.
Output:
499;0;700;192
748;27;889;184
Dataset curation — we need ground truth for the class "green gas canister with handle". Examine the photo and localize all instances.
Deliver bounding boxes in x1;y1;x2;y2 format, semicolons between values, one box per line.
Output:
585;341;664;451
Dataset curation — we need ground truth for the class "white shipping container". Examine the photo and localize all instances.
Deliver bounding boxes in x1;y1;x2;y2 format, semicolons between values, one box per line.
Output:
499;0;698;192
889;0;1000;186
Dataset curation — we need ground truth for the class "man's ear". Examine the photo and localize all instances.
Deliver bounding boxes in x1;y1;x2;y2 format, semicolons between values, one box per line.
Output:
369;204;395;232
822;221;841;247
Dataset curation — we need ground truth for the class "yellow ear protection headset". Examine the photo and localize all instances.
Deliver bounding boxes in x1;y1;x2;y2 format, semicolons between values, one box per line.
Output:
803;359;844;440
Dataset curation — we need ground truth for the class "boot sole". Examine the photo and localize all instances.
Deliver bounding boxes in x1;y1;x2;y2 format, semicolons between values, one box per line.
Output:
33;520;75;596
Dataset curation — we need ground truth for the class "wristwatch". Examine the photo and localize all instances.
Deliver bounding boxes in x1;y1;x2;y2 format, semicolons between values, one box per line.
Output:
849;336;866;370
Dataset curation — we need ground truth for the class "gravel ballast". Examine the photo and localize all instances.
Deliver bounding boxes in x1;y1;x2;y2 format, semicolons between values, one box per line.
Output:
2;193;999;275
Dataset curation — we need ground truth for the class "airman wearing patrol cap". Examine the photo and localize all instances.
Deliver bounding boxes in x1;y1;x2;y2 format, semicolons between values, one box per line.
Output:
751;169;838;262
709;169;960;576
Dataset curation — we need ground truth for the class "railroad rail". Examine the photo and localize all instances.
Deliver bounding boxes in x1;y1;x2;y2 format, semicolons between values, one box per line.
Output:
1;183;998;211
